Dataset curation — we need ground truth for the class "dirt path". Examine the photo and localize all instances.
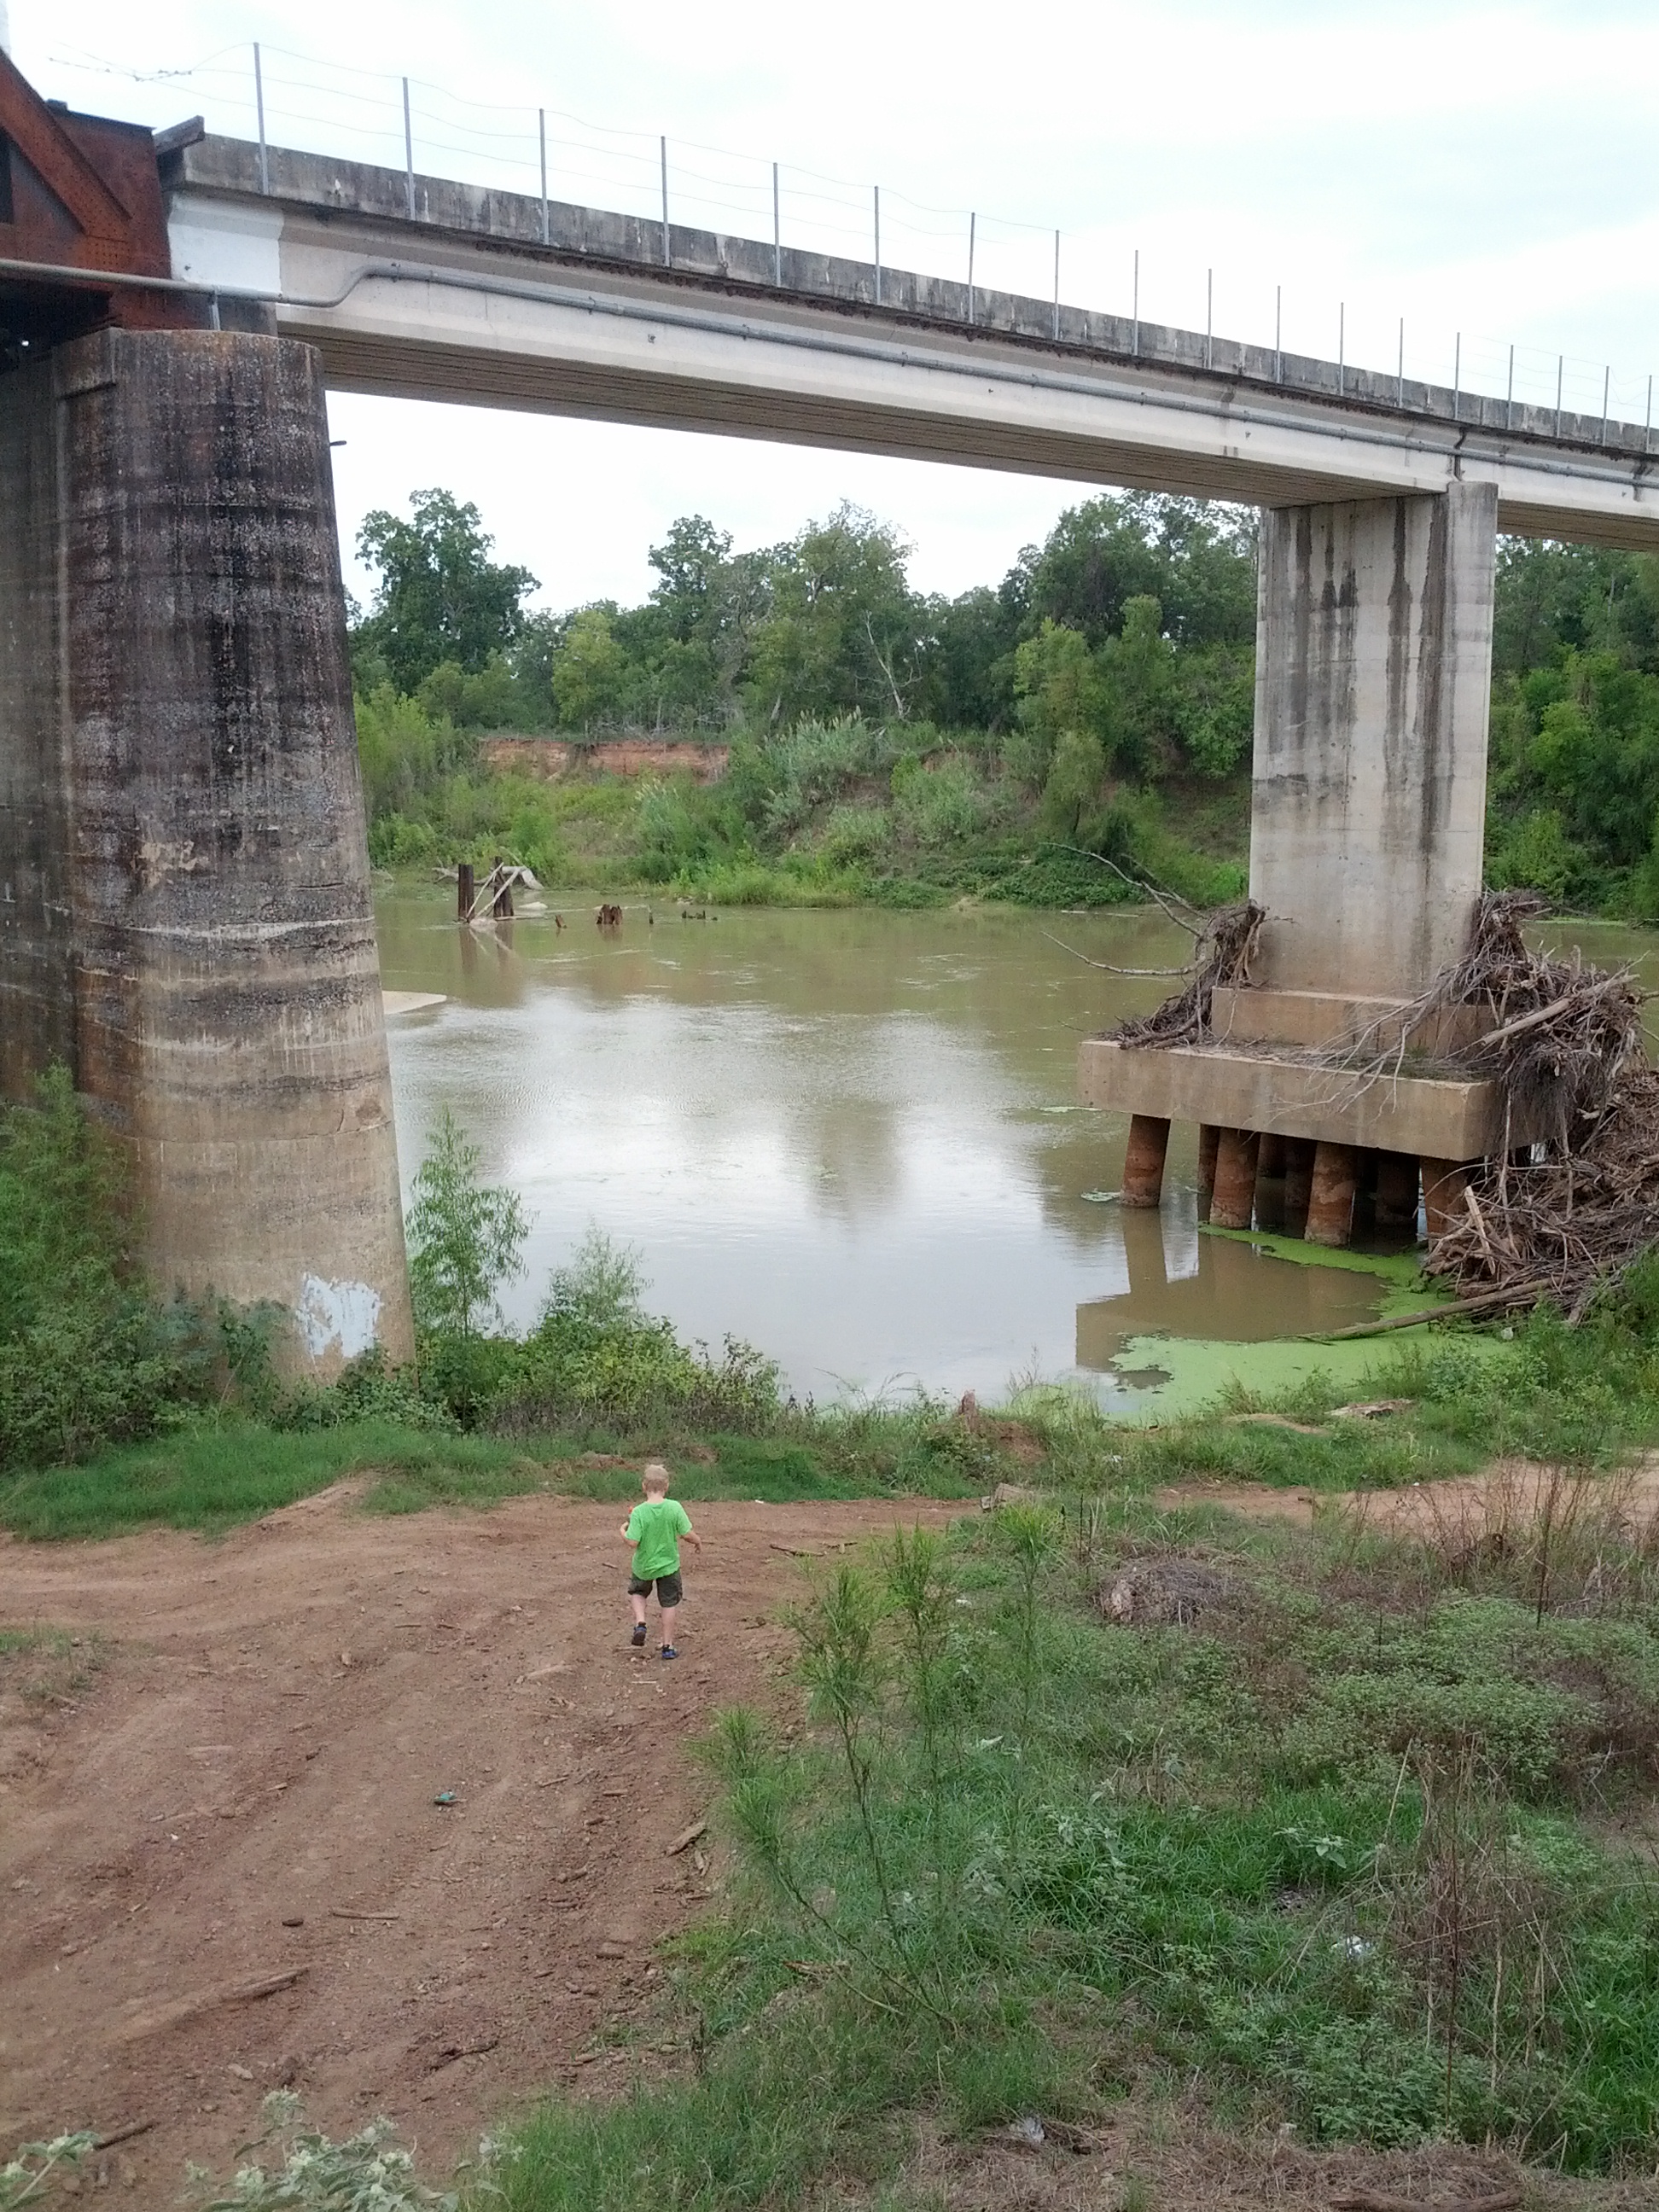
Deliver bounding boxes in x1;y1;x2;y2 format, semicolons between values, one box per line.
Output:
1156;1455;1659;1532
0;1488;963;2203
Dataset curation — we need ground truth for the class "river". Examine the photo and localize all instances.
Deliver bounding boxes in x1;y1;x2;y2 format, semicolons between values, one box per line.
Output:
375;888;1659;1413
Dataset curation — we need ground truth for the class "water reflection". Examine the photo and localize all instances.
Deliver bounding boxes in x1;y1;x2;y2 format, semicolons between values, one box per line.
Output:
375;889;1659;1405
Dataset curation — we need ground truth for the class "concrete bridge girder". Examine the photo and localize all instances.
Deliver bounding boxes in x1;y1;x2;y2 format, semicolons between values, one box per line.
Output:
153;134;1659;552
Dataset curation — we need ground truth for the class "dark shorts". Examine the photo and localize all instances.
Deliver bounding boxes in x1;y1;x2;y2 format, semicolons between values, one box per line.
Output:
628;1570;683;1606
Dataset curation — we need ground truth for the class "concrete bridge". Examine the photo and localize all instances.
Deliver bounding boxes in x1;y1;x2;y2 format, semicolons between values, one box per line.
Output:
3;53;1658;1363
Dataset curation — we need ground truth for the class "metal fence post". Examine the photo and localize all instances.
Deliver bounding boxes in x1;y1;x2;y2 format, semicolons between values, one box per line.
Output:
660;137;670;265
1275;284;1282;384
253;44;268;195
1206;268;1212;370
1052;229;1060;341
403;78;416;218
1600;365;1610;445
1337;303;1345;396
772;161;781;285
1452;331;1460;422
1647;373;1653;454
1556;354;1563;439
967;212;975;324
1397;317;1404;409
1132;248;1138;358
538;109;549;246
874;185;881;306
1505;341;1514;431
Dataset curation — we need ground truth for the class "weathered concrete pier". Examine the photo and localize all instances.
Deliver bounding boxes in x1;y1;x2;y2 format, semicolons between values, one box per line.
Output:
1080;480;1516;1249
0;54;411;1369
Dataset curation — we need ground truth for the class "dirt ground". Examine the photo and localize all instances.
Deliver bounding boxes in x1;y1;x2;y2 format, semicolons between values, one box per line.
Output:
0;1487;960;2203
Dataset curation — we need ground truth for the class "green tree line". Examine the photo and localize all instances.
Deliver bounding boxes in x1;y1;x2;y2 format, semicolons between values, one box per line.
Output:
348;486;1659;917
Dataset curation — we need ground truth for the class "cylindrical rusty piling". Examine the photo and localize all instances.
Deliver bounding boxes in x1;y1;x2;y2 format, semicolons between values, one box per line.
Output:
1283;1138;1315;1237
1422;1157;1472;1243
1254;1132;1287;1232
1121;1113;1171;1208
1375;1151;1421;1236
1196;1124;1220;1224
1306;1142;1358;1247
1210;1127;1260;1231
457;861;474;920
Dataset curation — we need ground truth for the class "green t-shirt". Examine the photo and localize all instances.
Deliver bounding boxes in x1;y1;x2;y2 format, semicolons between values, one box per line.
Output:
627;1496;692;1580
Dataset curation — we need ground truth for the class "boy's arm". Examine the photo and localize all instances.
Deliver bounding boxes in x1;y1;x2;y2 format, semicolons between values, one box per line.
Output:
682;1516;703;1552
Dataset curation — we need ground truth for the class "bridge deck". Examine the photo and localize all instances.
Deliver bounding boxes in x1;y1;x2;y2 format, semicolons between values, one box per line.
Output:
160;134;1658;550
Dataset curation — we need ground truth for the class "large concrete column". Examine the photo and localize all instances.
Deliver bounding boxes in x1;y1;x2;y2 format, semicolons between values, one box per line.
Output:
1250;480;1499;1004
0;326;413;1372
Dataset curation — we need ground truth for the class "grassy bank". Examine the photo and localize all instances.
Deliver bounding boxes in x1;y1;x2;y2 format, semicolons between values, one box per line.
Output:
9;1273;1659;1544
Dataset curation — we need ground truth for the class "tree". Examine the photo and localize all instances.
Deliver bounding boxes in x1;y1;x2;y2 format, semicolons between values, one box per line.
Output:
1009;619;1104;792
649;515;734;643
354;490;538;694
550;607;629;729
405;1110;528;1340
744;504;922;725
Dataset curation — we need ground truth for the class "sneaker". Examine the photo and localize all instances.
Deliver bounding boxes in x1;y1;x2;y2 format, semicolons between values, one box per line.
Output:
660;1644;679;1662
630;1624;647;1648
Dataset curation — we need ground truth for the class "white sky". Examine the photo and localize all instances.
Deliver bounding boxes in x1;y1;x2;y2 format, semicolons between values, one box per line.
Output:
12;0;1657;611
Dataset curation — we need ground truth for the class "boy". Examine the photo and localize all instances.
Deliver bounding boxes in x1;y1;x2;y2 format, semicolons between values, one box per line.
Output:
620;1463;701;1660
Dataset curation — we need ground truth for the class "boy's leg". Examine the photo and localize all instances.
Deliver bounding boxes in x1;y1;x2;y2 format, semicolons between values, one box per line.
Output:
629;1584;649;1646
656;1569;684;1656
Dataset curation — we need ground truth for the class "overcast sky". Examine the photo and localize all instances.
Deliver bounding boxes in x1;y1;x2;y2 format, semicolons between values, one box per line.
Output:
12;0;1656;612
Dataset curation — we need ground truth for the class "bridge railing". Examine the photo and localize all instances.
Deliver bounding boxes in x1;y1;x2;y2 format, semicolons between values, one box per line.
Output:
47;38;1657;447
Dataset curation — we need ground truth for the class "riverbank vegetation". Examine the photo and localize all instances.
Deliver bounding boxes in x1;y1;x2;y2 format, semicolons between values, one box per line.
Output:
348;486;1659;917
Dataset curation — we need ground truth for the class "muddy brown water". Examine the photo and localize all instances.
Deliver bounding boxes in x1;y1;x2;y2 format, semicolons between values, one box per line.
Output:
376;889;1659;1408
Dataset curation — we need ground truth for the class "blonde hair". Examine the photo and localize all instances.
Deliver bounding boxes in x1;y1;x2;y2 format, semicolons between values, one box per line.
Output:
642;1462;672;1495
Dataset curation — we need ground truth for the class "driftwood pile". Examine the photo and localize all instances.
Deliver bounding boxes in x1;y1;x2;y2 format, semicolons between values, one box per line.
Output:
1400;893;1656;1318
1114;887;1659;1320
1424;1065;1659;1319
1113;899;1266;1049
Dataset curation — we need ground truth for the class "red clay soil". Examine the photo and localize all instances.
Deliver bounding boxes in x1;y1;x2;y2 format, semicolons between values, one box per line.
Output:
0;1489;959;2204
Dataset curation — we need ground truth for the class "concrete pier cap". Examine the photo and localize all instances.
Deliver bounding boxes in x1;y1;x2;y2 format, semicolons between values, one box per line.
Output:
1081;479;1517;1229
0;324;413;1373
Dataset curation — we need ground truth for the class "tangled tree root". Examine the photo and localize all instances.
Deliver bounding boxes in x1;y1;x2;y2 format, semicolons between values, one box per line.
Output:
1113;899;1266;1049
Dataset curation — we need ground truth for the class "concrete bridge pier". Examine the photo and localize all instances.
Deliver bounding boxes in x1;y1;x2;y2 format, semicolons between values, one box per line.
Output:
0;324;414;1372
1084;479;1524;1248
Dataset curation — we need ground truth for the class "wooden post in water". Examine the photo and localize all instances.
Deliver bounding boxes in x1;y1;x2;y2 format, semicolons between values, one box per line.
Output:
1121;1114;1170;1208
457;861;474;921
